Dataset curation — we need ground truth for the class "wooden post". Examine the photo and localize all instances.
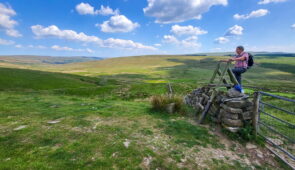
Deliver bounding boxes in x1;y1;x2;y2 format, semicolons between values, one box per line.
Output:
217;62;230;87
167;83;173;99
253;92;261;136
210;62;220;83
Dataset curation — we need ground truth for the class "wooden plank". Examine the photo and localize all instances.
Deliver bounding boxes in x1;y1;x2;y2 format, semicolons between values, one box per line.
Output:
198;89;217;124
210;62;220;83
227;68;239;85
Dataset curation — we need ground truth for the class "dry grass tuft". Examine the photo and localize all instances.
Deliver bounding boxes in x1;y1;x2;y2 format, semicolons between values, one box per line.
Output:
151;95;184;114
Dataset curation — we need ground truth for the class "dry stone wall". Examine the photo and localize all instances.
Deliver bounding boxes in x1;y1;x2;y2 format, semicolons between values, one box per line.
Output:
185;87;254;132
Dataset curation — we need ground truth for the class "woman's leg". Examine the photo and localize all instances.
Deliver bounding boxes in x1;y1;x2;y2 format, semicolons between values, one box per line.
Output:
232;68;246;85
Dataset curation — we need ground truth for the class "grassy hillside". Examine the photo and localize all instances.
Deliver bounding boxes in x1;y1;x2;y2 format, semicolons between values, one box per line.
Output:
0;55;102;71
0;54;294;169
54;55;295;92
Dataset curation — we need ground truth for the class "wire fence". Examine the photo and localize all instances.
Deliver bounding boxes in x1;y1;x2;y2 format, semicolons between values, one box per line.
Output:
257;91;295;167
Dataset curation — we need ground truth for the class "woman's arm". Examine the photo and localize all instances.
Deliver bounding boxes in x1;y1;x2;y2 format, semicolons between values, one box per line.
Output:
230;56;246;61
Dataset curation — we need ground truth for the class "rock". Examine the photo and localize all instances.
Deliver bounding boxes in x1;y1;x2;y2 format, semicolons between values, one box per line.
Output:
256;150;264;159
13;125;27;131
267;138;283;146
227;88;244;98
123;139;130;148
220;109;239;120
166;103;176;114
142;156;153;167
50;105;59;108
222;118;244;127
112;152;118;157
246;143;257;150
225;100;246;108
245;106;254;112
47;120;61;124
221;104;243;114
245;100;253;107
195;102;204;110
223;125;240;133
242;111;252;120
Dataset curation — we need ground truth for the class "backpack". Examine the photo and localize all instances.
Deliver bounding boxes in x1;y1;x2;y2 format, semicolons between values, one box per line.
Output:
247;53;254;68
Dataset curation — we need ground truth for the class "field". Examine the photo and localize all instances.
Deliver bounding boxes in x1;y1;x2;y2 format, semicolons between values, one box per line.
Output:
0;54;294;169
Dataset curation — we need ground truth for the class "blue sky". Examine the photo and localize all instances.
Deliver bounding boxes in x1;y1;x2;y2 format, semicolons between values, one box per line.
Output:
0;0;295;58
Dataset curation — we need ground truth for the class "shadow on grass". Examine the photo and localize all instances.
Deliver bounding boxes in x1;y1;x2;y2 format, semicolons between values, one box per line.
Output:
259;63;295;74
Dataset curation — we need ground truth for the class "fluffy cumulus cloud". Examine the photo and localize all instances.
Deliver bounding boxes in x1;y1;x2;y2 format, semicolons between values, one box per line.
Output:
291;24;295;29
31;25;102;44
75;3;118;16
170;25;207;36
51;45;94;53
214;37;229;44
163;35;201;48
225;25;244;36
31;25;155;50
234;9;269;20
143;0;228;23
258;0;287;4
0;38;14;45
0;3;22;37
103;38;156;50
162;24;207;48
214;25;243;44
98;15;139;33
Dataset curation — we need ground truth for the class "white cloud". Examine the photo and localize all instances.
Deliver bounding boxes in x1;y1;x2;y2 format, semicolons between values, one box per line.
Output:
5;29;22;37
76;2;95;15
170;25;207;36
143;0;228;24
291;24;295;29
214;25;243;44
154;43;162;47
31;25;155;50
28;45;47;49
15;44;23;48
76;3;118;16
225;25;244;36
98;15;139;33
163;35;200;48
0;3;22;37
103;38;156;50
31;25;102;44
51;45;94;53
214;37;229;44
163;35;179;44
234;9;269;20
0;38;14;45
97;5;119;16
258;0;287;5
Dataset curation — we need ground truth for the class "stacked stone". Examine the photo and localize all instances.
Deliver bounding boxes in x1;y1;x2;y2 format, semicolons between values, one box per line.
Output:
184;87;254;133
184;87;210;111
220;88;254;132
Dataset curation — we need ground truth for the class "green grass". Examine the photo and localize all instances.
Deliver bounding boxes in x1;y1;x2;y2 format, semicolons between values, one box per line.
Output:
0;54;294;169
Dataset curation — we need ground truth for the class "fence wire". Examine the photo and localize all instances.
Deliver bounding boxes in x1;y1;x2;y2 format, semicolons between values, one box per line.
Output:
257;92;295;165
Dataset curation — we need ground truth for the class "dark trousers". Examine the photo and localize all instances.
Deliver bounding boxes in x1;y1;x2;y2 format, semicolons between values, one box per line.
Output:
232;67;247;85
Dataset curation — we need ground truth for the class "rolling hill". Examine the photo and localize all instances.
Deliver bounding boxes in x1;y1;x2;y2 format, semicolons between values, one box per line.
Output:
0;54;294;169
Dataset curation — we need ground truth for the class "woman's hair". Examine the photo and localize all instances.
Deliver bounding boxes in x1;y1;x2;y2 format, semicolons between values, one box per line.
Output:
236;45;244;51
